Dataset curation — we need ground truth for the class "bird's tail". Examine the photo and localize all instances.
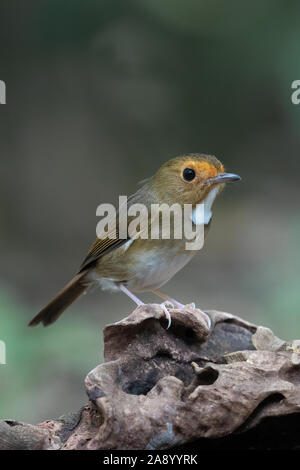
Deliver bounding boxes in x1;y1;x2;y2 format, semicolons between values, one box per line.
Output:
28;270;90;327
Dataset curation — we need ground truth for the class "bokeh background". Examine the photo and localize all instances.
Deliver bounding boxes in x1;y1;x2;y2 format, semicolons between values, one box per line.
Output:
1;0;300;423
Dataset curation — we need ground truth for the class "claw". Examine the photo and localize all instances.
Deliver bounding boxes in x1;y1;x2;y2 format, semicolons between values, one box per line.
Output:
161;300;174;309
184;302;211;329
160;303;172;329
195;308;211;329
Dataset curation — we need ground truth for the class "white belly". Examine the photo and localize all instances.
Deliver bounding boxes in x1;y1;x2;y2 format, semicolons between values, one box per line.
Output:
130;248;195;291
98;246;195;293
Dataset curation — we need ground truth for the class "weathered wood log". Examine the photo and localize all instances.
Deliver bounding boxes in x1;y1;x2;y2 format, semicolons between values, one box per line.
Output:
1;304;300;450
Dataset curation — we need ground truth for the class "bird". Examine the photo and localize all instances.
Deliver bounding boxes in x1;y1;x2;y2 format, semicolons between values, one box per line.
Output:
29;154;240;329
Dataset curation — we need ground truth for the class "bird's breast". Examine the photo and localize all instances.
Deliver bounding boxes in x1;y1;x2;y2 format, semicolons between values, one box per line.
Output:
127;241;196;291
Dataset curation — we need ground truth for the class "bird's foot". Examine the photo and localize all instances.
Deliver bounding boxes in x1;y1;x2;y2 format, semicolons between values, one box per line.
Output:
159;301;173;329
162;297;211;329
185;303;211;329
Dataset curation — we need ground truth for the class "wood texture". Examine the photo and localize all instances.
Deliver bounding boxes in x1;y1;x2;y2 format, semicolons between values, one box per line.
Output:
1;304;300;450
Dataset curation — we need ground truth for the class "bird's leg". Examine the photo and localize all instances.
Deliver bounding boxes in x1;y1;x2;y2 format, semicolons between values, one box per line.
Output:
152;288;211;329
119;284;144;305
119;284;171;329
152;289;183;308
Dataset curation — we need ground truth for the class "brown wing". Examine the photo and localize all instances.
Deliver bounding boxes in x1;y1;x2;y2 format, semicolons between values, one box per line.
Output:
79;182;155;272
79;228;129;272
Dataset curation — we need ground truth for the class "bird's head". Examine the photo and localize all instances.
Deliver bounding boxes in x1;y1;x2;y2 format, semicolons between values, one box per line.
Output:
151;153;240;206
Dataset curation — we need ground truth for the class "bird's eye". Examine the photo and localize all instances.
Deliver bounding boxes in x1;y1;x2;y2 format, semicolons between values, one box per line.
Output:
182;168;196;181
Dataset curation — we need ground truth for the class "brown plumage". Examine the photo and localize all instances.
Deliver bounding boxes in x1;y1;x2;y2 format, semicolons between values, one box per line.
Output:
29;154;240;327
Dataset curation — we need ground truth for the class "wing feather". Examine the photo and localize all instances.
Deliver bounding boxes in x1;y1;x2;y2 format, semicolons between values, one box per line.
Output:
78;181;155;272
79;229;129;271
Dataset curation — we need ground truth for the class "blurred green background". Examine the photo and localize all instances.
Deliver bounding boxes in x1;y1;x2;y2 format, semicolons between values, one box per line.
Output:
1;0;300;423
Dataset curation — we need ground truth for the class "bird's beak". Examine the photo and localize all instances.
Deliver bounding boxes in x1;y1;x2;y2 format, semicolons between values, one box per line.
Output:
206;173;241;185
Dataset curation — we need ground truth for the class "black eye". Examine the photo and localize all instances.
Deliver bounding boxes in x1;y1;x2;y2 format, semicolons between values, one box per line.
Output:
182;168;196;181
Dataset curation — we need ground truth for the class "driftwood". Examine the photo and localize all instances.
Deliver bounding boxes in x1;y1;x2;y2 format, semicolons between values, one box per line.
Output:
1;304;300;450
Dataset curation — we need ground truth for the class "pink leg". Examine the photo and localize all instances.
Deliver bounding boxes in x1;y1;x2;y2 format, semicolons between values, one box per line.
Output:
120;284;171;329
119;284;144;305
152;289;183;308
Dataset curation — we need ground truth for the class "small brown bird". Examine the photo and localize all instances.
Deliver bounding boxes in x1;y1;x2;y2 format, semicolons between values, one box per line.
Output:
29;154;240;329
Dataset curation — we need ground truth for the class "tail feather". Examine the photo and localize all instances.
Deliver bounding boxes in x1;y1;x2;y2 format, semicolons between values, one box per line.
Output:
29;270;90;327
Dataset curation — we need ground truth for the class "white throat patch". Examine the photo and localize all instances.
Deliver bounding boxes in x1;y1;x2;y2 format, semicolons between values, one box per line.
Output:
192;187;219;226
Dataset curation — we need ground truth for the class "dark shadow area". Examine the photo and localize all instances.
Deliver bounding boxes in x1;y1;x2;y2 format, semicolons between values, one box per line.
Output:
175;413;300;450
